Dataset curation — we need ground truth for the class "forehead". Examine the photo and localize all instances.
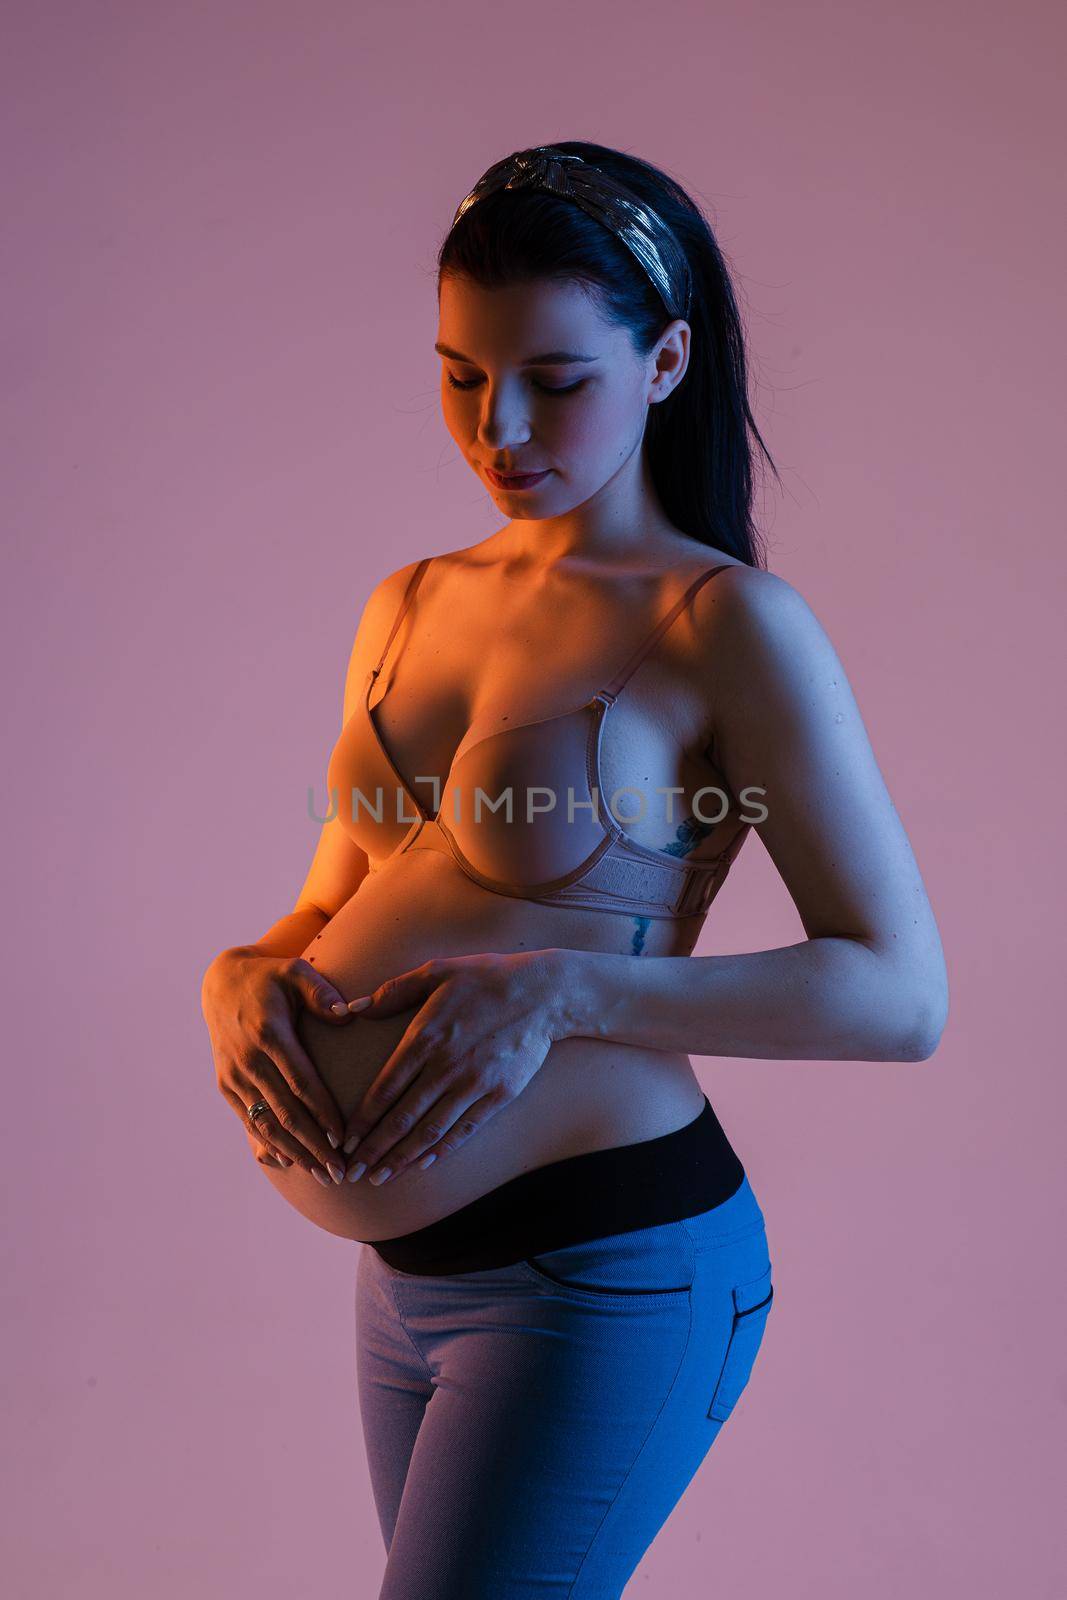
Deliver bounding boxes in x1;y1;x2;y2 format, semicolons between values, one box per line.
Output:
436;276;615;359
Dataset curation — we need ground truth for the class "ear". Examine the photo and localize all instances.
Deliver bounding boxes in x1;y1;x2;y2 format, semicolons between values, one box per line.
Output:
648;319;690;403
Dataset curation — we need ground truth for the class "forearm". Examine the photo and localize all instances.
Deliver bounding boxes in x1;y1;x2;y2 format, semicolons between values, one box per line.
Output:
552;937;938;1063
228;906;331;961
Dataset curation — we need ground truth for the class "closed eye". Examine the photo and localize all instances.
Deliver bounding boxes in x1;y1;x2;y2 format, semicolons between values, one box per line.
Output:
446;373;587;396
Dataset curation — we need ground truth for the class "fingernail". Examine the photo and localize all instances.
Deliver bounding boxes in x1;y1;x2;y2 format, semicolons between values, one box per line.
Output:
346;1162;367;1183
277;1154;293;1167
311;1169;331;1188
326;1129;340;1148
348;997;372;1012
331;1002;348;1015
418;1152;437;1170
368;1167;392;1186
327;1162;345;1184
343;1134;360;1155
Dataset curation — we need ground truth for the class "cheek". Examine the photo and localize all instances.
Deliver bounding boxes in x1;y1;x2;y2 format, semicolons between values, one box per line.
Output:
440;388;468;442
556;391;635;462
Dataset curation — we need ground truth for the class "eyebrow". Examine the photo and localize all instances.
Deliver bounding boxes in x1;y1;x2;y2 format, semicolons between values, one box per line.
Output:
434;342;600;367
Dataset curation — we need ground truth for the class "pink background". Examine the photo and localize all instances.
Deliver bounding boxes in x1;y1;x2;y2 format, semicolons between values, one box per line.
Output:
3;1;1064;1594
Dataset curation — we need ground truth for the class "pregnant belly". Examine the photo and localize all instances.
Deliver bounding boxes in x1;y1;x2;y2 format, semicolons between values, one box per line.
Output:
254;848;706;1242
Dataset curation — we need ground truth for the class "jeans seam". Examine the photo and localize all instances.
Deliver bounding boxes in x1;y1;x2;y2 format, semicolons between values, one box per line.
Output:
566;1292;695;1598
383;1268;435;1381
684;1217;767;1254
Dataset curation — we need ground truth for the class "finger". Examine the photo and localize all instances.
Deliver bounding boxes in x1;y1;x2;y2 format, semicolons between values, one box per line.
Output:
248;1128;292;1168
256;1021;347;1166
269;1001;347;1151
346;1081;456;1182
346;959;441;1019
224;1083;341;1188
341;1022;437;1154
226;1085;310;1172
249;1063;349;1185
243;1113;293;1167
289;958;359;1026
363;1089;501;1186
352;1082;496;1186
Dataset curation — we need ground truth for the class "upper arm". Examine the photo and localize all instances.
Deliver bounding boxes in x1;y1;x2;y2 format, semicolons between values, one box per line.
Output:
292;558;427;921
708;568;948;1025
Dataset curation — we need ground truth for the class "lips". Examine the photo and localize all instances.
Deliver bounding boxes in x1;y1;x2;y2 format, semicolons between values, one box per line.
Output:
485;467;551;490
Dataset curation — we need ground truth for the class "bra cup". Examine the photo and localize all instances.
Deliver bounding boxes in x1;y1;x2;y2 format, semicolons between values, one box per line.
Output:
440;705;609;886
326;712;424;855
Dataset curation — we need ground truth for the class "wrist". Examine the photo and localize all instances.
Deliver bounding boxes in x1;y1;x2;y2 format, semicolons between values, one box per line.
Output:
539;947;610;1043
205;944;259;982
201;944;272;1001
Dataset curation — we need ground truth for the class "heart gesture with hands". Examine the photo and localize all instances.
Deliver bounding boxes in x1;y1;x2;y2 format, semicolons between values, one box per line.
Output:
341;949;573;1186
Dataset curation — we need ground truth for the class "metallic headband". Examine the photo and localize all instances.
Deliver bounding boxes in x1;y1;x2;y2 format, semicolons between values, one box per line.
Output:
450;146;693;322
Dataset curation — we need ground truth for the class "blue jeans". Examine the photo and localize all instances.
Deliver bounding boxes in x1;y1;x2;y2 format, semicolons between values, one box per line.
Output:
354;1172;775;1599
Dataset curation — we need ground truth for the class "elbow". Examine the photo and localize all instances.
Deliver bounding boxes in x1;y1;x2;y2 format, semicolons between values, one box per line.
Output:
850;939;949;1062
899;1024;942;1063
896;976;950;1062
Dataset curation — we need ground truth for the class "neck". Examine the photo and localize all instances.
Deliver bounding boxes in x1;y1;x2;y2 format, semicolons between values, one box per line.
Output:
497;440;699;572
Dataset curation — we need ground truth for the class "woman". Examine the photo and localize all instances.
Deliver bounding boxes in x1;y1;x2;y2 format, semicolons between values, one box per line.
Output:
200;143;948;1597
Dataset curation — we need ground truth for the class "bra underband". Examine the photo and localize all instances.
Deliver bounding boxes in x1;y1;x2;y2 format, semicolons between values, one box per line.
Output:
364;1095;745;1275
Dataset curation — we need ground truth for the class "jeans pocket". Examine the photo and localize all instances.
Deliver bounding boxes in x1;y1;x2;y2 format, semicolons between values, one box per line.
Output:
706;1262;774;1421
521;1224;694;1305
521;1254;692;1304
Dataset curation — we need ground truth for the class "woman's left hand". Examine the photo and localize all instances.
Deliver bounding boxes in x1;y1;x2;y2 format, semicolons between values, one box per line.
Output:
340;949;572;1185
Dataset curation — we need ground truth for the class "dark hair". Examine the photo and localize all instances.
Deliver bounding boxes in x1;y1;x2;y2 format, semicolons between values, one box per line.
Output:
437;141;779;568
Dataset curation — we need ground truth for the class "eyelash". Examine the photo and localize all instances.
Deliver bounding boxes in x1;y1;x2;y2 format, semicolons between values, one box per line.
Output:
445;374;587;396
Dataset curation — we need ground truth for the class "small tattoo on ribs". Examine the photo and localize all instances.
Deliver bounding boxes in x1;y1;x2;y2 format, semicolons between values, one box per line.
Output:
660;814;714;860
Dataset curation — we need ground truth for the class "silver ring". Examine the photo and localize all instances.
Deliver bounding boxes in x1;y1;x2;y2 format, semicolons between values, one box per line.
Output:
246;1099;271;1126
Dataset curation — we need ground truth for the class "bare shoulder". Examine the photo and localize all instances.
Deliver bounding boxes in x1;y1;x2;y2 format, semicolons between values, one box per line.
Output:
366;553;432;613
695;562;860;785
697;559;802;612
338;555;435;721
694;563;831;683
358;552;443;645
356;541;486;640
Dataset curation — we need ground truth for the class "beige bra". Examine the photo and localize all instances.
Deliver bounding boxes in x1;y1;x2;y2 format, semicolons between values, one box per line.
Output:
326;558;749;919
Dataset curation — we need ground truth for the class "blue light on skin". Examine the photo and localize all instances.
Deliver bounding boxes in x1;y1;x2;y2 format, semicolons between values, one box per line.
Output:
629;815;715;952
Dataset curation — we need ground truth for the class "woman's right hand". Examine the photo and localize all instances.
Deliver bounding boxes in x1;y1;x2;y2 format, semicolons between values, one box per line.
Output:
201;947;354;1186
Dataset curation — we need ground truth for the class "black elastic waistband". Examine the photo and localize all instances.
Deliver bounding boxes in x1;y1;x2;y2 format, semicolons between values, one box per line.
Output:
365;1095;745;1275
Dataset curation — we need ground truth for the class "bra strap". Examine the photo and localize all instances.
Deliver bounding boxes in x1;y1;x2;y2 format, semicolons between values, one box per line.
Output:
372;557;432;676
599;564;736;700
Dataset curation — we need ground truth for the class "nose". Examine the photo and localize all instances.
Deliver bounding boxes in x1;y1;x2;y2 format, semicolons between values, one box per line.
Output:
475;381;533;453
